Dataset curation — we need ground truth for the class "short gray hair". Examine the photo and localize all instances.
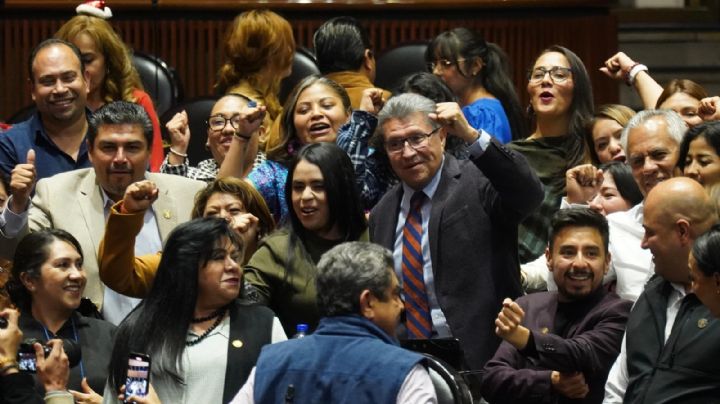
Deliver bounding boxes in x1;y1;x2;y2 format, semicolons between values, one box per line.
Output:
376;93;438;139
620;109;686;152
316;242;394;317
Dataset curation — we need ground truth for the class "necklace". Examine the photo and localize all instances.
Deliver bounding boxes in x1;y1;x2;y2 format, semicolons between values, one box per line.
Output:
191;307;225;323
186;307;227;347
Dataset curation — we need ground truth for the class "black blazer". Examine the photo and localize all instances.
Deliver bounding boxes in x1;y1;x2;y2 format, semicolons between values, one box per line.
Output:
369;140;544;374
222;301;275;403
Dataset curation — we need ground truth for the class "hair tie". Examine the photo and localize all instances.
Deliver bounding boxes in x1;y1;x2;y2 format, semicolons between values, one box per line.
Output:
76;1;113;19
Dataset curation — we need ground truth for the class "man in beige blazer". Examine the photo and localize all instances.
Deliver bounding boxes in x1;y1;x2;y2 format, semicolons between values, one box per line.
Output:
0;101;205;323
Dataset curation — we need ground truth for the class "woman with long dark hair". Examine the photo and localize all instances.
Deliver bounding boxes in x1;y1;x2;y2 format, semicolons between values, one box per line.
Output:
426;27;526;142
509;45;594;263
677;120;720;189
244;142;368;336
104;218;285;403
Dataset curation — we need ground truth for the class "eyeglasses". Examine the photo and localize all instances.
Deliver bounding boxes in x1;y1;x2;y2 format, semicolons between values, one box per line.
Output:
207;114;242;131
528;66;573;84
426;58;466;72
385;126;441;154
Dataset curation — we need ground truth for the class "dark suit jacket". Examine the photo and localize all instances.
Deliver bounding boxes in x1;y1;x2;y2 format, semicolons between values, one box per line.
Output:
481;290;632;404
369;139;544;373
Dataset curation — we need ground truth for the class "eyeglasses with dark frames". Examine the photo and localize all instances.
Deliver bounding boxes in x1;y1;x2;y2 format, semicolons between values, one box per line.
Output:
384;126;442;154
528;66;573;84
207;114;242;132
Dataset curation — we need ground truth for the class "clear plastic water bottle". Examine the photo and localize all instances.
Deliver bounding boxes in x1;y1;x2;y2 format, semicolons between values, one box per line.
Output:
292;323;308;339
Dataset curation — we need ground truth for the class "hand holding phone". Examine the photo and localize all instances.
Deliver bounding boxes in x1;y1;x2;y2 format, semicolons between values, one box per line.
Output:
124;353;151;403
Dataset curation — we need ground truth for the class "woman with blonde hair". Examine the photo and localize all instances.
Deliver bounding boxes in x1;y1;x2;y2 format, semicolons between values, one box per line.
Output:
587;104;636;164
215;9;295;128
55;15;164;171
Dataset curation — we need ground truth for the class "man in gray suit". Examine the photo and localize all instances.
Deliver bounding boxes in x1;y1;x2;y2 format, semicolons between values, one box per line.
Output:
0;101;205;324
368;93;543;385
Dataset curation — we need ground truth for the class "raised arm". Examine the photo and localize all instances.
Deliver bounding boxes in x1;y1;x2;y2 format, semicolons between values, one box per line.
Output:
600;52;663;109
98;180;161;298
217;104;266;179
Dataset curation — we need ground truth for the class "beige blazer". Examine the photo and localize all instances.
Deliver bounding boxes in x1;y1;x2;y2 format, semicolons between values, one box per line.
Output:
0;168;205;308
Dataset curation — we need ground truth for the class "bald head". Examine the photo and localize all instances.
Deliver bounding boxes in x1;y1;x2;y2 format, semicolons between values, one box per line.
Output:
643;177;718;284
646;177;717;234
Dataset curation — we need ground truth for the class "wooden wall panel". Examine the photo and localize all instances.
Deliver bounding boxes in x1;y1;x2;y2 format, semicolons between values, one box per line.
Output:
0;9;617;121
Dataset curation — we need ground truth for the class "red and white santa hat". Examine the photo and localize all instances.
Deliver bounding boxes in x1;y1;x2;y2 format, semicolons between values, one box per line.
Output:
76;1;113;19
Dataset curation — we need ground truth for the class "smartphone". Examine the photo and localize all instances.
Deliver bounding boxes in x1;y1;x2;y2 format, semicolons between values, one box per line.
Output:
124;353;151;403
16;340;51;373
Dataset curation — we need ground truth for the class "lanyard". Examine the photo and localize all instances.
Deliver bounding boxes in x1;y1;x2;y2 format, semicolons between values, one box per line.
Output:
41;316;86;380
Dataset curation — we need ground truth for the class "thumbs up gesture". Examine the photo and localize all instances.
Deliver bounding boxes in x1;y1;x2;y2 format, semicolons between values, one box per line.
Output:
9;149;36;213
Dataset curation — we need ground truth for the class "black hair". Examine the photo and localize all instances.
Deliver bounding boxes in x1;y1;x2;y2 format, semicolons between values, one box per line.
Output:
426;27;527;140
8;229;84;312
548;207;609;253
598;161;643;208
316;242;394;317
28;38;85;82
268;75;351;165
313;16;371;74
107;218;241;393
530;45;594;140
692;223;720;277
87;101;153;149
285;142;367;243
677;120;720;172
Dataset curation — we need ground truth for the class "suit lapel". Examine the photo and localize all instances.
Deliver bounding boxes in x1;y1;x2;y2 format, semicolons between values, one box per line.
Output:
148;173;179;241
78;172;107;259
428;155;461;266
372;185;403;249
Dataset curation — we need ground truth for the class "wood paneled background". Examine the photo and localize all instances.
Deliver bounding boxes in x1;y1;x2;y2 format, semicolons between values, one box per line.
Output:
0;2;617;120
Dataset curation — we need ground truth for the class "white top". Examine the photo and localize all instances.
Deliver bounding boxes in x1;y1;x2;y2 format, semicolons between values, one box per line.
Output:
605;203;653;301
230;363;438;404
101;316;286;404
603;283;687;403
99;189;162;325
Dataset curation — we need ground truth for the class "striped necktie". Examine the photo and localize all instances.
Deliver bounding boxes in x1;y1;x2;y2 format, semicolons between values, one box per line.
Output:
402;191;432;338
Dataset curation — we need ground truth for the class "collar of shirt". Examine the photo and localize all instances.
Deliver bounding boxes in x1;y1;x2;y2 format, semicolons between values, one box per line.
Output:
31;110;91;156
99;177;154;218
401;156;445;206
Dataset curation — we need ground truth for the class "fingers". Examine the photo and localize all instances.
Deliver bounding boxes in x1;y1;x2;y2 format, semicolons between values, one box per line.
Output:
26;149;36;166
33;342;46;368
230;213;259;234
122;180;159;213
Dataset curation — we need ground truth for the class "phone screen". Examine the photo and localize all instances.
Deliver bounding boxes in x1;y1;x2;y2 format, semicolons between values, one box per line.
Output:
124;353;151;402
17;351;37;372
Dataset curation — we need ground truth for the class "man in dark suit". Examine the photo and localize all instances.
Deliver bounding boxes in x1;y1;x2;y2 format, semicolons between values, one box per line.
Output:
481;208;632;404
368;93;543;379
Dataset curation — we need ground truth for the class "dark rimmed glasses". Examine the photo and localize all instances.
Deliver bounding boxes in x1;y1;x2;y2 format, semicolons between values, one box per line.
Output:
385;126;441;154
